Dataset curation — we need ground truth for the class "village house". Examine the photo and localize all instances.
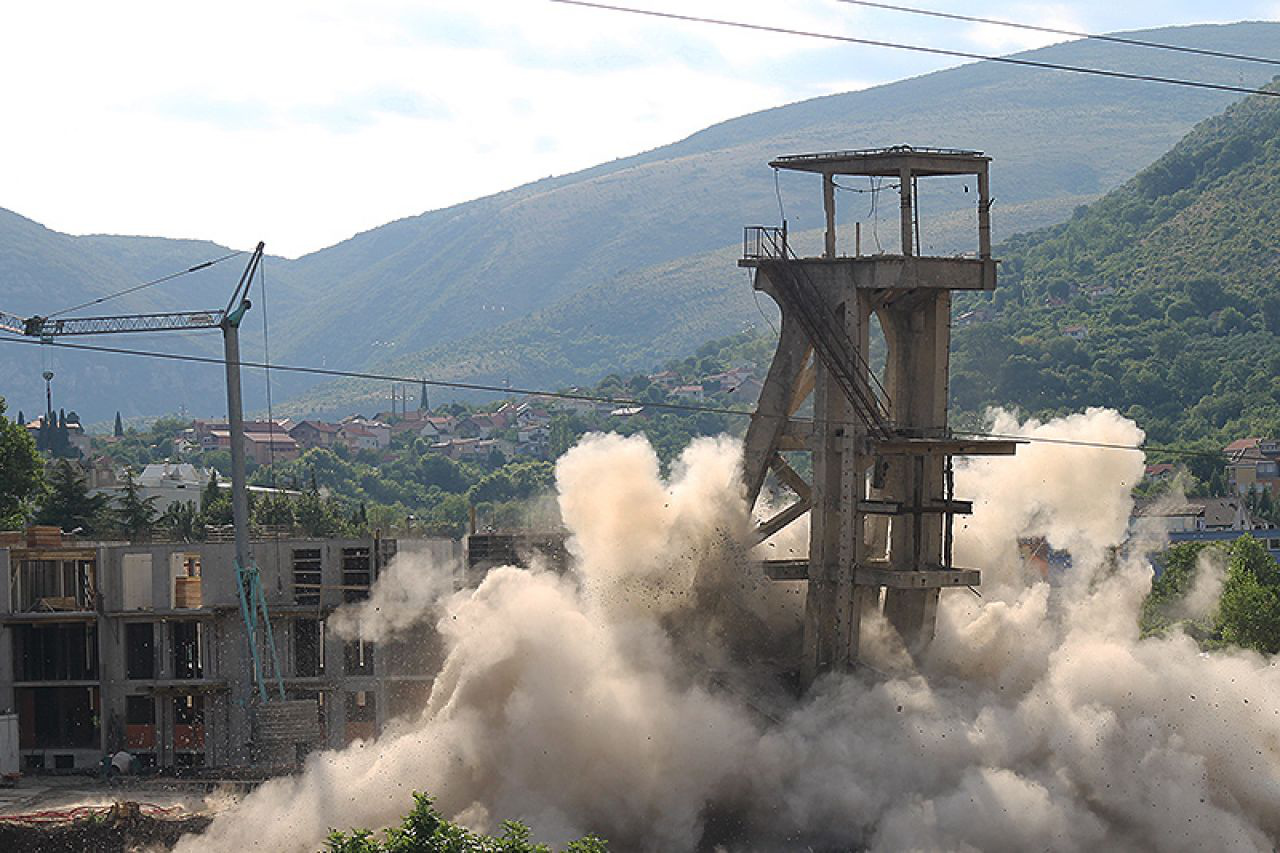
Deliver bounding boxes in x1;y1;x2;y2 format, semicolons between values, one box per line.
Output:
288;420;342;451
339;416;391;449
115;463;208;513
646;370;680;389
1136;496;1256;534
193;420;291;453
456;413;502;439
514;402;551;429
242;430;300;465
339;423;381;452
1224;438;1280;495
701;367;755;393
418;415;457;441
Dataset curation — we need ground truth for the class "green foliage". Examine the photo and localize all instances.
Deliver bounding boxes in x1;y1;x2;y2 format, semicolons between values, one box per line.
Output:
0;397;44;528
253;491;297;527
200;471;233;527
1218;535;1280;655
160;500;199;542
36;460;110;535
295;484;347;538
1144;536;1280;656
950;83;1280;447
92;414;191;468
466;462;554;506
324;793;607;853
1139;542;1221;640
112;470;159;538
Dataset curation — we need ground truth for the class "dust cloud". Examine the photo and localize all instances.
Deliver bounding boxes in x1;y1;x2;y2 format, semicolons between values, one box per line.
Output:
178;412;1280;852
328;539;460;643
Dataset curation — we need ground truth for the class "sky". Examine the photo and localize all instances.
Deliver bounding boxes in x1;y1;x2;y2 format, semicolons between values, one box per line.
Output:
1;0;1278;259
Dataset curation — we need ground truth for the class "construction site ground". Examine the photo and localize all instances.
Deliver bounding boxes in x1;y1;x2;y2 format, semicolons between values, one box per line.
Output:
0;775;241;851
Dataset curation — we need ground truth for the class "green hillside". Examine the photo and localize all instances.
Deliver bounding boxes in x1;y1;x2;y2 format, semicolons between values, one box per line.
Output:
949;79;1280;450
2;21;1278;421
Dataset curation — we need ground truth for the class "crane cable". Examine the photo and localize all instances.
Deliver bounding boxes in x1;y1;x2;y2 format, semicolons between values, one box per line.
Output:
46;250;244;318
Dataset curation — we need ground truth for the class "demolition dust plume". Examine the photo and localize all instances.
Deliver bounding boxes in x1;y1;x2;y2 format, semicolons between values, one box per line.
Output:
178;410;1280;852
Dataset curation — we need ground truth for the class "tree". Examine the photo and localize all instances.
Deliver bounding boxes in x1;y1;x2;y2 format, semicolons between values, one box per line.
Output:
161;500;199;542
296;482;343;537
349;502;369;533
200;470;233;527
114;412;124;438
324;793;607;853
36;460;109;534
253;491;296;528
0;397;44;528
1259;488;1276;526
112;470;159;539
1217;535;1280;655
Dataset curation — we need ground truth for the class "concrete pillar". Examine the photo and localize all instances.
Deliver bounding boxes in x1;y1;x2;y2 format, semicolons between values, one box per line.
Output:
823;174;836;259
899;167;914;256
802;294;874;681
877;290;952;651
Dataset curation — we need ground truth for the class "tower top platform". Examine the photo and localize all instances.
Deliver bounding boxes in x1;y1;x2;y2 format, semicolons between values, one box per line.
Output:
770;145;988;177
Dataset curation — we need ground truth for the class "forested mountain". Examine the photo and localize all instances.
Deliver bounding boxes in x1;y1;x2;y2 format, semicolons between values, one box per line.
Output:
1;21;1277;421
949;79;1280;452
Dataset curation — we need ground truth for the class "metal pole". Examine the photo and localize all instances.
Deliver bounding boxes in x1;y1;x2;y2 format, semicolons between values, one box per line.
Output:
222;306;252;574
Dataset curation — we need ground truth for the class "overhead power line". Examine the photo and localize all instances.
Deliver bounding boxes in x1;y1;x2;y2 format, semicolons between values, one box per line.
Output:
47;250;246;318
0;333;1228;460
835;0;1280;68
548;0;1280;99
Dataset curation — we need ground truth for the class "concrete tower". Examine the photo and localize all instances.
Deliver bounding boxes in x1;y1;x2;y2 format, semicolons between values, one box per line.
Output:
740;146;1018;685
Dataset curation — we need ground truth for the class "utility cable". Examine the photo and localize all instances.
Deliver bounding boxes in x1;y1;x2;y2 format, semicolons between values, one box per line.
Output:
833;0;1280;68
46;250;245;318
0;333;1230;459
547;1;1280;100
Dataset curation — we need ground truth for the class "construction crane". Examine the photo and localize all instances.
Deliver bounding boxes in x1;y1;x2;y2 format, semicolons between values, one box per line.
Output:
3;243;286;703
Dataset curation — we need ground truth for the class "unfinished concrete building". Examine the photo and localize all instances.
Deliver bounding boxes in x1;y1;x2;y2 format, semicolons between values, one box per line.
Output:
0;526;458;772
741;146;1018;684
